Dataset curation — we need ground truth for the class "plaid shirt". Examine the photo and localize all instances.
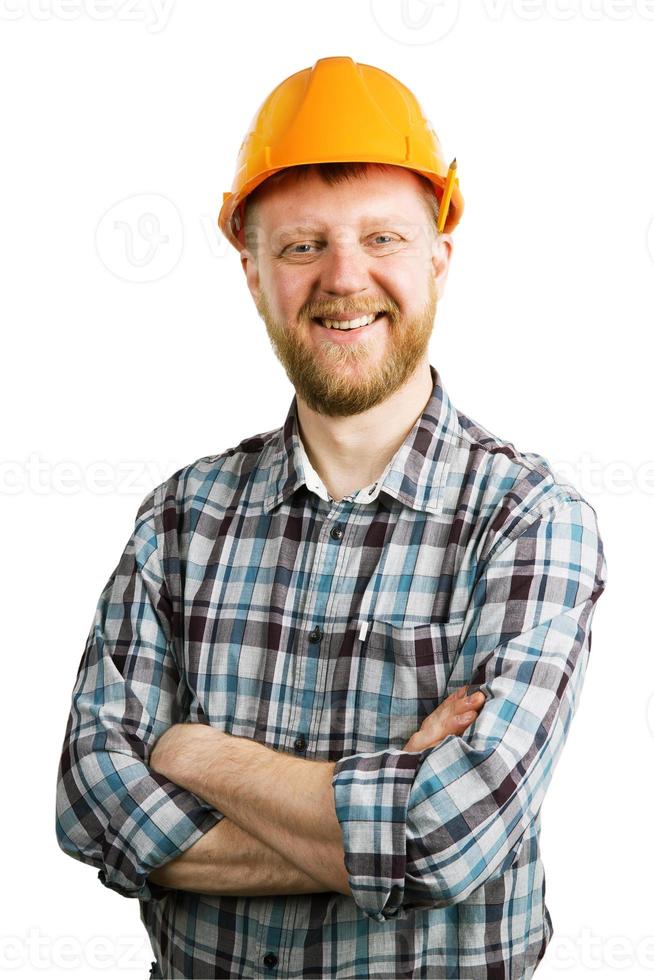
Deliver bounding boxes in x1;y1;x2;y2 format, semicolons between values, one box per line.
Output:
56;365;607;979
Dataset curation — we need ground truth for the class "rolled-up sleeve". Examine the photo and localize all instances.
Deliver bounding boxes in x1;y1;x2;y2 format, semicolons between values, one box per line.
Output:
331;497;607;922
55;488;223;901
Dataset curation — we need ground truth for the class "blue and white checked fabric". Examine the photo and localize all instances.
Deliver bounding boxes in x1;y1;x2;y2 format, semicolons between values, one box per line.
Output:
56;365;607;979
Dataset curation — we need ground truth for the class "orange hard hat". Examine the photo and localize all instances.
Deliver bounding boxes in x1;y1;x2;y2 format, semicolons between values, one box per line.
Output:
218;55;463;252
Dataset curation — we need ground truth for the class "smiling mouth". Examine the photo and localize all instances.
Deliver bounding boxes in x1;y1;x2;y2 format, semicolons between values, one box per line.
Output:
311;311;386;331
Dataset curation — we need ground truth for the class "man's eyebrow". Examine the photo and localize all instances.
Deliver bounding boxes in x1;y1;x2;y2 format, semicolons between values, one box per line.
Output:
274;216;416;239
276;225;325;239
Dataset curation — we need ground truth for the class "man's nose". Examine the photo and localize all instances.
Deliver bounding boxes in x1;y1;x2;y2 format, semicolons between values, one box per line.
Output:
318;234;371;296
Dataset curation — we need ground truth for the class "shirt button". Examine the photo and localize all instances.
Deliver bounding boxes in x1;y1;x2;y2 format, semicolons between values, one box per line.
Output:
308;626;323;643
330;523;343;540
263;952;278;968
293;735;307;753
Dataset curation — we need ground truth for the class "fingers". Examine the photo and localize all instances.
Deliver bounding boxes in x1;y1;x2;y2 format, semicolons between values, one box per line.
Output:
405;706;475;752
453;691;485;717
454;691;486;730
453;684;485;702
404;686;486;752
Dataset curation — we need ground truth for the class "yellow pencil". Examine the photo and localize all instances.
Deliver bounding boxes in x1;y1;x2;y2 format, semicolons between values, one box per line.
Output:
437;158;457;233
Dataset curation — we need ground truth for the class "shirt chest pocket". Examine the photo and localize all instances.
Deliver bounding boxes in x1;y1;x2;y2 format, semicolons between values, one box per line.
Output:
344;618;464;750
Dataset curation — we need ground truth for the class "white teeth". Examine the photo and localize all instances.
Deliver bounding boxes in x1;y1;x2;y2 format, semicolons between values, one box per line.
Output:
320;312;378;331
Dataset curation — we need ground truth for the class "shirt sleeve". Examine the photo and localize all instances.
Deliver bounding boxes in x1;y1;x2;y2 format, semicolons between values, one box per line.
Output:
55;488;224;901
331;497;607;922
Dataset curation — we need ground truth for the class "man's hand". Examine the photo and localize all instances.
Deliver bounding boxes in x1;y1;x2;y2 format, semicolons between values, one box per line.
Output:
403;684;486;752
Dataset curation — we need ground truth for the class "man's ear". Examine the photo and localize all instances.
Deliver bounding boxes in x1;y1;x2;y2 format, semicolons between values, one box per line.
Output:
240;248;261;307
431;233;453;301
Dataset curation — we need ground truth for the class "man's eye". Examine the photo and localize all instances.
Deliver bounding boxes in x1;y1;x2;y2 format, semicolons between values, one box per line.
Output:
282;235;399;255
285;243;317;255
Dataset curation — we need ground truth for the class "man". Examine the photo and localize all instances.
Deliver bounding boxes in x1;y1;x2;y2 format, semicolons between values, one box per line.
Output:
56;56;607;979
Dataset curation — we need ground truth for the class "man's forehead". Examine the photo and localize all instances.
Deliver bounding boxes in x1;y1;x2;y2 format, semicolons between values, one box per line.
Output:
253;167;432;233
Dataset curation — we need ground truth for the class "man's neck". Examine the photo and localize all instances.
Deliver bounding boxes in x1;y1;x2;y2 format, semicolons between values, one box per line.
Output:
296;360;435;503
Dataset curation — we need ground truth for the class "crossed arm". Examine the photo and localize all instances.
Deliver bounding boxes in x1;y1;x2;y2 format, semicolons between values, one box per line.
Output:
147;688;484;897
148;728;347;895
149;817;328;896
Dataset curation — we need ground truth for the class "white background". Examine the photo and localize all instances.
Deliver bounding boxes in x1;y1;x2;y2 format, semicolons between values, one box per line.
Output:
1;1;651;977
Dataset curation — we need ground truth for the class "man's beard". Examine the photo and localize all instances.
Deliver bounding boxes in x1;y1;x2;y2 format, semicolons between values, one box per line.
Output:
255;277;438;418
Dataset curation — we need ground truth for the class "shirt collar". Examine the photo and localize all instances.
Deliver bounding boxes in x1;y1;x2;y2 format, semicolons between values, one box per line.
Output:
262;364;462;516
